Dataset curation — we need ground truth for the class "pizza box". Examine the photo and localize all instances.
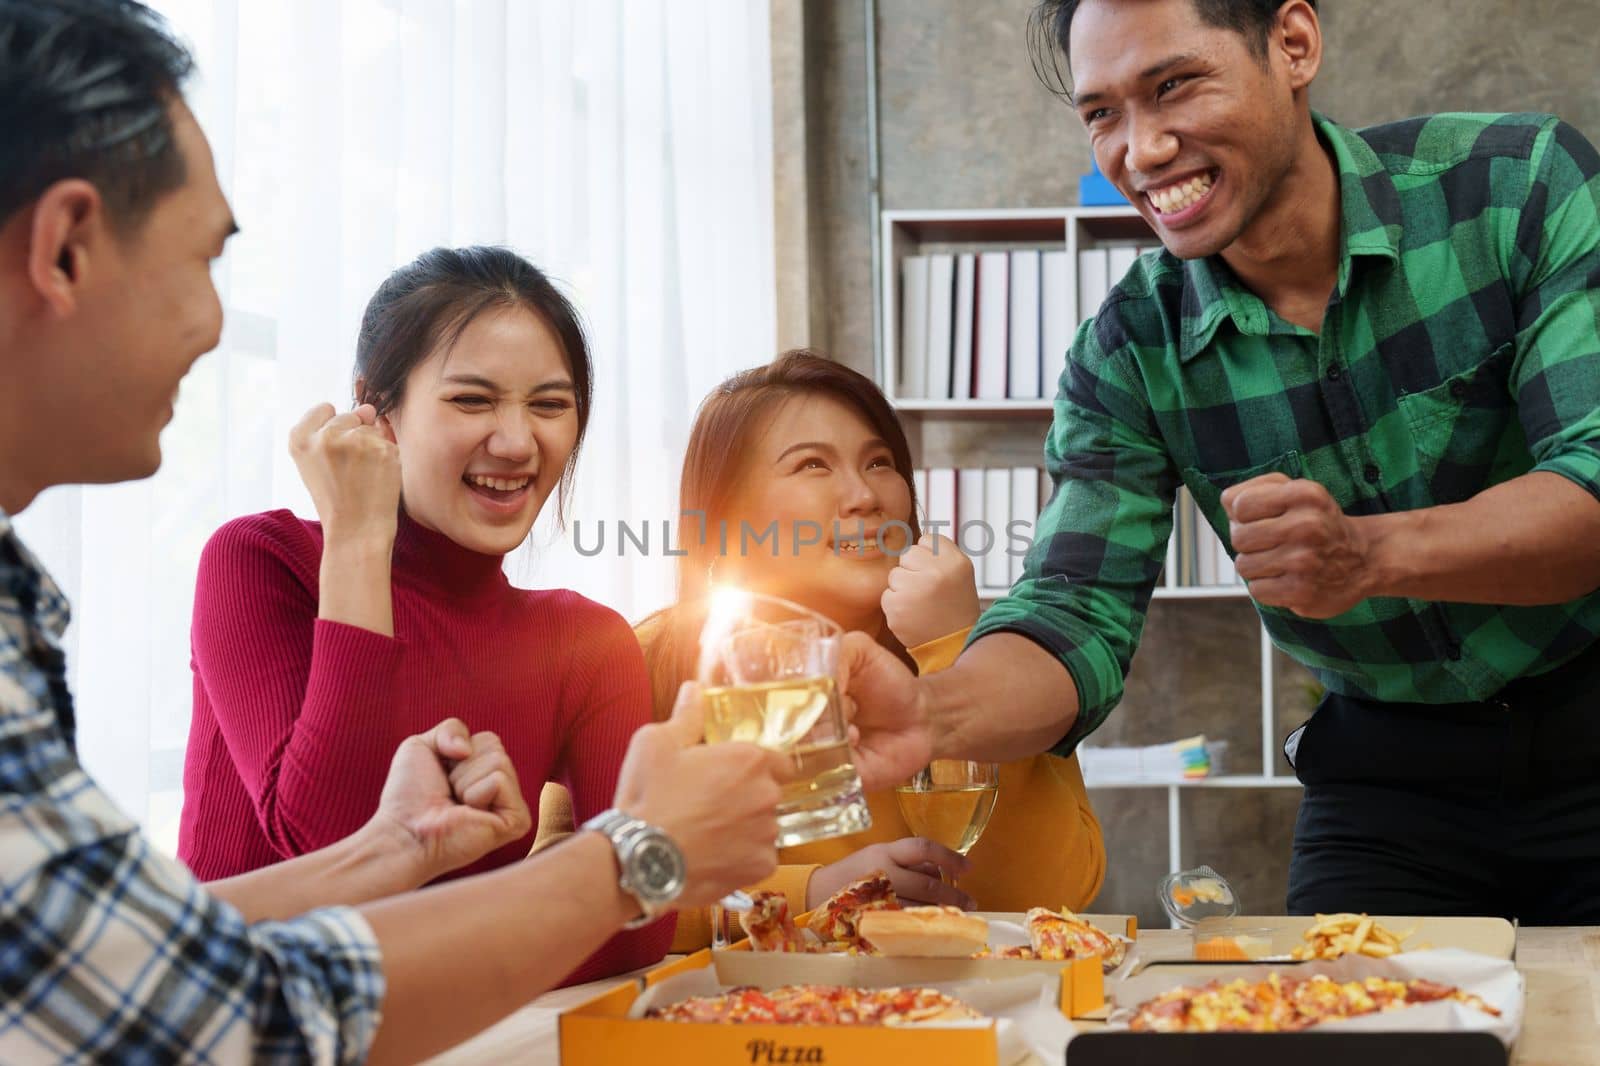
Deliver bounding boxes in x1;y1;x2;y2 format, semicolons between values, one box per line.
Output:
557;949;1057;1066
1063;947;1523;1066
1133;914;1516;971
712;911;1136;1018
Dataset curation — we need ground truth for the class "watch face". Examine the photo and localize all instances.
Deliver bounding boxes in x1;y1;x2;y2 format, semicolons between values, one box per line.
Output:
630;835;686;903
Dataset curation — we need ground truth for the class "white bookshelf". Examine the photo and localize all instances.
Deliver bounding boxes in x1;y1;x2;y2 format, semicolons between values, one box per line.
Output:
884;207;1299;918
880;205;1158;405
1150;585;1254;601
895;399;1055;415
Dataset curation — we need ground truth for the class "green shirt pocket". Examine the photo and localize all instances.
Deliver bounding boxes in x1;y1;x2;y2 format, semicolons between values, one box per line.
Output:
1396;341;1517;503
1180;450;1305;553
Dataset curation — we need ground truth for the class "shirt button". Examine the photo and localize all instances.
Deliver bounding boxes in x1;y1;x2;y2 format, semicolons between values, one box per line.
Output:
1363;463;1381;483
1449;380;1468;400
1327;364;1342;380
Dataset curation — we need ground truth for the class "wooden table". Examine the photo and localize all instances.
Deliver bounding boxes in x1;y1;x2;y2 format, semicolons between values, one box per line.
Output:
423;927;1600;1065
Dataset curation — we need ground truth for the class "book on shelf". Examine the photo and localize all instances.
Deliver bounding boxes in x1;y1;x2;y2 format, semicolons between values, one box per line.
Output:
1041;249;1072;389
1216;536;1238;584
1196;516;1218;586
1008;466;1039;585
899;255;929;399
974;251;1010;400
1007;249;1042;400
1078;735;1229;784
956;467;986;559
1174;487;1196;586
1162;486;1245;590
1164;515;1179;589
1076;247;1109;327
926;253;955;401
1107;245;1140;290
924;467;957;541
982;468;1011;590
916;466;1047;593
952;252;976;400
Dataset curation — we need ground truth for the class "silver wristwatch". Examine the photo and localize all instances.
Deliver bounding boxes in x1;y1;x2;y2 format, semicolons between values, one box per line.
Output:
580;808;687;929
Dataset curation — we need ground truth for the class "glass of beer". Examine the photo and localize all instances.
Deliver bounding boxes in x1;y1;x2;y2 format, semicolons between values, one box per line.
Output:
895;760;1000;876
698;587;872;848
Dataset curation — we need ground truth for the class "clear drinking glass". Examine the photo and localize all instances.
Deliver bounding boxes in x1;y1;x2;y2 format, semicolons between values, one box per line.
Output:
697;588;873;848
894;760;1000;883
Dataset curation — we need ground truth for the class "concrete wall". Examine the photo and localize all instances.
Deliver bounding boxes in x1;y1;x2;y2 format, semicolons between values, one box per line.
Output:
779;0;1600;927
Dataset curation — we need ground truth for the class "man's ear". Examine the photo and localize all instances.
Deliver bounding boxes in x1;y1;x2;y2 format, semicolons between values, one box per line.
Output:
26;179;105;317
1276;0;1323;93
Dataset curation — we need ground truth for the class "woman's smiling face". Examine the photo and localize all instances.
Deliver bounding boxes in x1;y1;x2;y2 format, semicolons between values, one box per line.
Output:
383;305;579;555
725;393;913;631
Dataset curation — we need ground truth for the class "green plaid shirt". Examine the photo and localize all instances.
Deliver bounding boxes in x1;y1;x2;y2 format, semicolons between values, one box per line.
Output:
974;112;1600;753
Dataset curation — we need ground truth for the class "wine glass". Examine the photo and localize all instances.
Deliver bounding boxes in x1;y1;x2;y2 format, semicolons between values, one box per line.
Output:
696;587;872;847
699;587;874;946
894;760;1000;885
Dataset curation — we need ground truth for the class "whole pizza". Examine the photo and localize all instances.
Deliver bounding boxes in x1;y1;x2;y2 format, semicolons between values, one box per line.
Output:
1130;973;1501;1032
645;984;983;1026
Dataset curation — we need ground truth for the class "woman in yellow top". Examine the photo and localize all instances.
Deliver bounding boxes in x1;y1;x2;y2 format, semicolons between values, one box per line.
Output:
541;350;1104;949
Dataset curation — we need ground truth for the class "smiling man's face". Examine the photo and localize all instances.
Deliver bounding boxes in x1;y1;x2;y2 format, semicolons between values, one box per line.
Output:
1068;0;1306;260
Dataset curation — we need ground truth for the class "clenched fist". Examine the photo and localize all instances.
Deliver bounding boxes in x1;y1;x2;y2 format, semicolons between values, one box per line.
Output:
289;403;401;542
881;534;982;648
373;718;533;885
1223;473;1374;619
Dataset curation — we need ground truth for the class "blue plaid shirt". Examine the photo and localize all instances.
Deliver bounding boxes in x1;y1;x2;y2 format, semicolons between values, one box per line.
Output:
0;510;385;1063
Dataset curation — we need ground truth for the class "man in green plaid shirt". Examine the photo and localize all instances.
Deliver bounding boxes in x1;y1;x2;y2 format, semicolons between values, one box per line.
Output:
846;0;1600;922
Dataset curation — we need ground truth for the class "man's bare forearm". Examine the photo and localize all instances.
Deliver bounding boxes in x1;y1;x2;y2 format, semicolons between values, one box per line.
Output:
205;821;423;922
1361;471;1600;605
363;831;636;1065
921;633;1082;762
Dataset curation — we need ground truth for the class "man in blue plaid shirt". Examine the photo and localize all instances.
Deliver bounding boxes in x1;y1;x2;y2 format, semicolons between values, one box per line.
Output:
0;3;789;1060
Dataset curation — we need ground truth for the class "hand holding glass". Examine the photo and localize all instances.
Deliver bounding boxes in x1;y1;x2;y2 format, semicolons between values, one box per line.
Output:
697;588;872;848
895;760;999;883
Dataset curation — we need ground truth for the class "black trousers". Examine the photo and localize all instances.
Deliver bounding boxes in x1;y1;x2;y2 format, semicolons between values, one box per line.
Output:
1286;639;1600;925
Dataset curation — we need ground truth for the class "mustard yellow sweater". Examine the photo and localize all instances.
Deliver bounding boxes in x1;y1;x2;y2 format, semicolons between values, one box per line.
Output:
537;627;1107;952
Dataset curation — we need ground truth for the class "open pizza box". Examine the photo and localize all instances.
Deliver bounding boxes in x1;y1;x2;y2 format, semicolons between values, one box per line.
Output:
713;911;1136;1018
557;948;1072;1066
1061;947;1525;1066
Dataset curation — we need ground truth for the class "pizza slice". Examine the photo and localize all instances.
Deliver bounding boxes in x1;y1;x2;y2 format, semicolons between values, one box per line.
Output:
807;871;900;948
1024;907;1129;968
739;890;806;952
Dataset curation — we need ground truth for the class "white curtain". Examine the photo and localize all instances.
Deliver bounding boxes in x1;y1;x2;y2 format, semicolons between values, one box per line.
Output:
14;0;776;851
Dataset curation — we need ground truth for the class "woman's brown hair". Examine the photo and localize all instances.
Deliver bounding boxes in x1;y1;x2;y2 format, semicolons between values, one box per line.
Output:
639;349;922;721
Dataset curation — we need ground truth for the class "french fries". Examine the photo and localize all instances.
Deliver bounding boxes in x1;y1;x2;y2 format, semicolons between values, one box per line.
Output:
1289;913;1416;960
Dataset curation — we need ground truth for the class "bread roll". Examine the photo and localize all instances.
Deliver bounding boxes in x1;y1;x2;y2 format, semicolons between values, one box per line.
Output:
857;906;988;958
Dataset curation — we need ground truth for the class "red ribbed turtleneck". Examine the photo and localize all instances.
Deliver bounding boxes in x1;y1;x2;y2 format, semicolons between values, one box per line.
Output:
179;508;671;982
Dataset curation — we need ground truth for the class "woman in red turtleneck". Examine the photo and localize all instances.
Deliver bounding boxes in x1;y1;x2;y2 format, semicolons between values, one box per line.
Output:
179;246;670;984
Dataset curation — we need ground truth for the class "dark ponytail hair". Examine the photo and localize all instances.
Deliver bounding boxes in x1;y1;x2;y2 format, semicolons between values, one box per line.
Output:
354;245;593;521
